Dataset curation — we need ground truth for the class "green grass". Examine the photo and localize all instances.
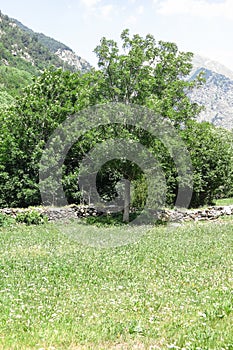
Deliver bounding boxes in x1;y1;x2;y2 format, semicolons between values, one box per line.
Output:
215;198;233;206
0;219;233;349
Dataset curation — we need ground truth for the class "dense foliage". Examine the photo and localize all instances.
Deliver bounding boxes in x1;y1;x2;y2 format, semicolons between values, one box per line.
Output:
182;121;233;206
0;66;32;98
0;29;232;212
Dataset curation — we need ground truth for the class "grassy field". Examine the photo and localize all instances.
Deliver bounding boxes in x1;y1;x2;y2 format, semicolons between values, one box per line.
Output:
0;219;233;349
215;198;233;206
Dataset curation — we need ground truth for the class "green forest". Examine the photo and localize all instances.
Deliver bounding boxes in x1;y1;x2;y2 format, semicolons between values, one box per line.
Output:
0;28;233;217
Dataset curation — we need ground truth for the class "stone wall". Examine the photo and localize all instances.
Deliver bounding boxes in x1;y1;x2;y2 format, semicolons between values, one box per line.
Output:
1;204;233;223
159;205;233;222
0;205;102;222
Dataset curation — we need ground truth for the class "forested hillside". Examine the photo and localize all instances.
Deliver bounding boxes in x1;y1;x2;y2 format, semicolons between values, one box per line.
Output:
0;11;90;107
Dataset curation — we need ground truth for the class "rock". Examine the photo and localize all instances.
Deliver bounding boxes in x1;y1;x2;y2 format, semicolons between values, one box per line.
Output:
1;204;232;223
190;55;233;130
223;207;232;215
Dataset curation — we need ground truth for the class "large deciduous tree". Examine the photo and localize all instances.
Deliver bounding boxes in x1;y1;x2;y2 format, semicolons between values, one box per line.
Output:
90;29;203;220
93;29;202;123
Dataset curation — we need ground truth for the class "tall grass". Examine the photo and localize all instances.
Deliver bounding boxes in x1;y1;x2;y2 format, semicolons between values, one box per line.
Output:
0;220;233;349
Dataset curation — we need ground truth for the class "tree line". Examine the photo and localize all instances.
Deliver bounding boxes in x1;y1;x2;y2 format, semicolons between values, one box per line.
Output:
0;30;232;216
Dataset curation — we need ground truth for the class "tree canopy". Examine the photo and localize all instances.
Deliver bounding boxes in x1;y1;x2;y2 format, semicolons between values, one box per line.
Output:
93;29;203;124
0;29;232;216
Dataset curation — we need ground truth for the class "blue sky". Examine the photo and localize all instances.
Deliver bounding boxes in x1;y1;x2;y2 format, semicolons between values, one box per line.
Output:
1;0;233;70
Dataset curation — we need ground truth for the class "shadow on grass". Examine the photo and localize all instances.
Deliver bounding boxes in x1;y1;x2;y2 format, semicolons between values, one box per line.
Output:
84;211;168;227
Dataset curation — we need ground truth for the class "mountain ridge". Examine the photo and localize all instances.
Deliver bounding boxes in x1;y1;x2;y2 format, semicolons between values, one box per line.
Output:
12;18;91;71
192;54;233;81
0;10;91;105
190;55;233;129
1;10;233;129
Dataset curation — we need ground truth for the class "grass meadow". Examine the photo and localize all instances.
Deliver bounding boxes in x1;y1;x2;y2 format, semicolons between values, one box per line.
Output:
0;218;233;349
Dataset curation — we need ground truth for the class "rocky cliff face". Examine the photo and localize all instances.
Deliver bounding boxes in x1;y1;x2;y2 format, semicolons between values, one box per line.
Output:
55;48;91;72
190;55;233;129
191;54;233;80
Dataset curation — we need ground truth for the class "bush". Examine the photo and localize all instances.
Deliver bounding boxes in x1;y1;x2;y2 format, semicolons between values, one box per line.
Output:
0;213;15;227
15;210;48;225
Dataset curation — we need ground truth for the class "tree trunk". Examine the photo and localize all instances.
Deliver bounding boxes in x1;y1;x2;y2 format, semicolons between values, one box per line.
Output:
123;179;130;223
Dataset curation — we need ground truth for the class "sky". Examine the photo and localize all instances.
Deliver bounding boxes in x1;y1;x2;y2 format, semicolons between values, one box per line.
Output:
1;0;233;70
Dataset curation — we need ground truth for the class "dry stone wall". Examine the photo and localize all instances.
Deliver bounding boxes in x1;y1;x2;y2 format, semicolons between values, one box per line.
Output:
1;205;233;223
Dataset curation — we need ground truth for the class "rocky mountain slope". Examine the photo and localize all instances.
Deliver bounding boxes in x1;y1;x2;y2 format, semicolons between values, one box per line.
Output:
13;18;91;72
190;55;233;129
0;11;91;105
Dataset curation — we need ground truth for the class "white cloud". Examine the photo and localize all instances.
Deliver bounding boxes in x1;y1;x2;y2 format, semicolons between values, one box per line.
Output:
124;14;138;26
81;0;101;7
100;4;114;18
81;1;114;20
156;0;233;20
137;5;144;15
124;5;144;26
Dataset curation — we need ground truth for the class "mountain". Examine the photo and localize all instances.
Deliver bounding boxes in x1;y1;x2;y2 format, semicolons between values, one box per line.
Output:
192;54;233;81
13;18;91;72
1;10;233;129
0;11;91;106
190;55;233;129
